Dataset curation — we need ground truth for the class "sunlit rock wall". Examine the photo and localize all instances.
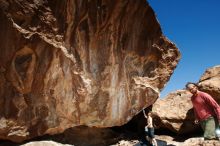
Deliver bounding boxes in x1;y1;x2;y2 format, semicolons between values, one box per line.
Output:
199;65;220;103
0;0;180;142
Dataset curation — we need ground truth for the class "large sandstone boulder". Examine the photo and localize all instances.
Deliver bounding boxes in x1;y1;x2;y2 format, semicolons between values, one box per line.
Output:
152;90;199;134
198;65;220;103
153;65;220;134
0;0;180;142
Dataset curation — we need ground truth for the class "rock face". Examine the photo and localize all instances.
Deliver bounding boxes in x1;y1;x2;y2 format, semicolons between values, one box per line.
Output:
153;65;220;134
152;90;199;134
199;65;220;103
0;0;180;142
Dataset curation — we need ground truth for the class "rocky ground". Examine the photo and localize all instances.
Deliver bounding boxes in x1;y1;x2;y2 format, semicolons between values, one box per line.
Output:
112;136;220;146
1;132;219;146
17;136;220;146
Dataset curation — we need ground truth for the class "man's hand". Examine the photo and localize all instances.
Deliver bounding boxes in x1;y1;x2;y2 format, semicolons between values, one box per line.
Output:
194;119;199;124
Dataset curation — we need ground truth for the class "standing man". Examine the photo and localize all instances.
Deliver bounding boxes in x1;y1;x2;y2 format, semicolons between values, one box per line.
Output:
185;82;220;140
143;110;157;146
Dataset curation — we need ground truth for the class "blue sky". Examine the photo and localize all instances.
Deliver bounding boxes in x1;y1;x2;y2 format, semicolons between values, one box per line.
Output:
147;0;220;97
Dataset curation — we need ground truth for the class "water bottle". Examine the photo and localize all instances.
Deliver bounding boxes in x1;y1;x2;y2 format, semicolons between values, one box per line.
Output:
216;127;220;140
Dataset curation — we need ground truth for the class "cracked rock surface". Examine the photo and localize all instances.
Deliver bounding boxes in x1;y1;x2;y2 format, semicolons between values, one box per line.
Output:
0;0;180;142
